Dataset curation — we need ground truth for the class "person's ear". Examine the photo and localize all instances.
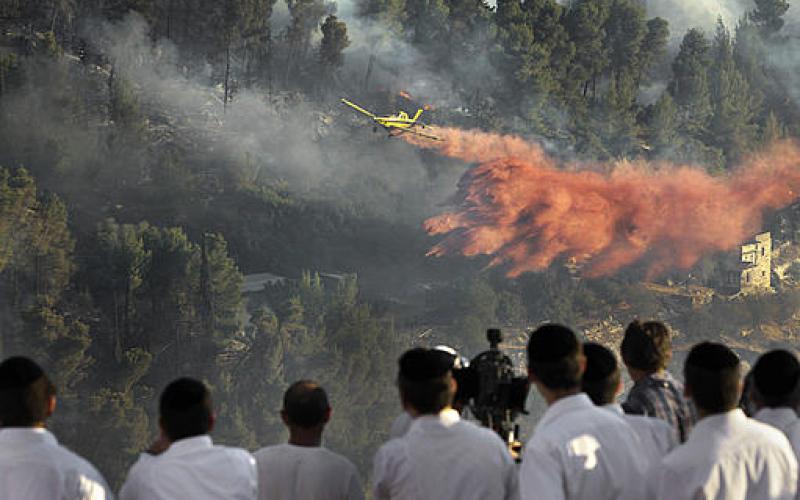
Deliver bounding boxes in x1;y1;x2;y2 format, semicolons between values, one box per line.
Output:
615;378;624;398
323;407;332;424
280;409;290;426
45;395;57;419
577;354;587;377
207;412;216;434
449;375;458;395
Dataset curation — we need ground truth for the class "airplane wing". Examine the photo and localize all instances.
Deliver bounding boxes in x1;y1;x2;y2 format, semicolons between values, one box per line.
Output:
340;99;377;119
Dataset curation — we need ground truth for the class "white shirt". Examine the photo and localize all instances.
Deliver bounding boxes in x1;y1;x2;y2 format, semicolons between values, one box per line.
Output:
389;412;413;439
650;409;798;500
373;409;518;500
119;435;257;500
604;403;678;465
755;407;800;459
520;393;648;500
0;427;111;500
254;443;363;500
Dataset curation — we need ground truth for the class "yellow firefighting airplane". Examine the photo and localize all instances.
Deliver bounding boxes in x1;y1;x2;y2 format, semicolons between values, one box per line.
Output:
340;98;443;141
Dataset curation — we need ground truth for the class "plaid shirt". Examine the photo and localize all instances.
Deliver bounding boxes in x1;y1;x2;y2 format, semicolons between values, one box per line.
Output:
622;371;697;442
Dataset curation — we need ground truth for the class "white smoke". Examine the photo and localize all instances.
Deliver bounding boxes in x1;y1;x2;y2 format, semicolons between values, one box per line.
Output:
83;13;465;222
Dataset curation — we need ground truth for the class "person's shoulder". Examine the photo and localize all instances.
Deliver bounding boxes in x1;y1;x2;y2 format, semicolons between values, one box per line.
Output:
319;447;359;473
375;437;408;468
51;442;106;482
743;417;797;452
659;439;696;470
627;413;674;433
376;437;406;457
214;444;257;470
786;418;800;440
744;416;791;438
253;443;288;461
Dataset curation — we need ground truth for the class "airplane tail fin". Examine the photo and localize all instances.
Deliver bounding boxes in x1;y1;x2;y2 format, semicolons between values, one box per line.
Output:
412;109;424;122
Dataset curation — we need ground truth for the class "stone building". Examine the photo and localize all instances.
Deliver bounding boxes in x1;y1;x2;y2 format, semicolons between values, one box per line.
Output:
740;232;772;294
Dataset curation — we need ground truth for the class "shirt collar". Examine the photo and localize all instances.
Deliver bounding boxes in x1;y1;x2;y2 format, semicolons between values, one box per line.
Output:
410;409;461;432
755;407;798;431
634;371;675;387
163;435;214;457
689;408;746;440
0;427;58;446
538;393;595;429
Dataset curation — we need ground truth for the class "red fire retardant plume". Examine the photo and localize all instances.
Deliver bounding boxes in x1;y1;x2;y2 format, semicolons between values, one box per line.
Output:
404;128;800;278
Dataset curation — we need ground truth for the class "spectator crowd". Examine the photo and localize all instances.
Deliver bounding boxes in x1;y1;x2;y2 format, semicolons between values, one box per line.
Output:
1;319;799;499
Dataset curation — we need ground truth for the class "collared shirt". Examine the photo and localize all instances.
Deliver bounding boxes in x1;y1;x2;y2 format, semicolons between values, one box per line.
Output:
520;393;648;500
622;370;697;442
373;409;518;500
389;412;413;439
0;427;111;500
755;407;800;459
119;435;256;500
254;443;363;500
604;403;678;466
650;409;798;500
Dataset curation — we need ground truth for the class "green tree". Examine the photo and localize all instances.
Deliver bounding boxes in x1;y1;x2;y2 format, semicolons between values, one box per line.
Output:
565;0;611;100
598;71;639;158
749;0;790;35
637;17;669;84
645;92;680;157
91;219;149;359
604;0;646;83
708;19;762;165
762;111;786;144
285;0;330;85
318;15;350;94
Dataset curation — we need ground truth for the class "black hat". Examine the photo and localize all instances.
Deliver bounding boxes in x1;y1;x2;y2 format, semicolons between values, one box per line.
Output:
399;348;455;382
528;324;579;364
583;342;618;382
753;350;800;399
0;357;45;390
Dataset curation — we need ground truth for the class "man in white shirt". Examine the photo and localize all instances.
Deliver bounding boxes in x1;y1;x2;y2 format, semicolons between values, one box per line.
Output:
0;356;112;500
373;347;518;500
387;346;467;440
520;324;648;500
650;342;798;500
119;377;256;500
581;342;678;465
750;349;800;458
254;380;363;500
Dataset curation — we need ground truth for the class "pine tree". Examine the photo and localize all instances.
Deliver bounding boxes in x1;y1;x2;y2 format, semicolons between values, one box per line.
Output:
318;14;350;95
708;19;761;165
600;71;639;158
358;0;407;34
645;92;680;157
604;0;646;83
749;0;790;35
637;17;669;84
762;111;786;144
564;0;611;100
285;0;330;84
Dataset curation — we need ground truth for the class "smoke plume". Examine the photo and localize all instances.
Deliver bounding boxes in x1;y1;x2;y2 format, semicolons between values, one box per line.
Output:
408;128;800;278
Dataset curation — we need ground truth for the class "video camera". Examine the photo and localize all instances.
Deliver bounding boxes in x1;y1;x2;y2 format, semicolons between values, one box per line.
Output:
453;328;529;458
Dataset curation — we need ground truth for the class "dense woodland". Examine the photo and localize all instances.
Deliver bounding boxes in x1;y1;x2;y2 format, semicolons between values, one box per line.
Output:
0;0;800;490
